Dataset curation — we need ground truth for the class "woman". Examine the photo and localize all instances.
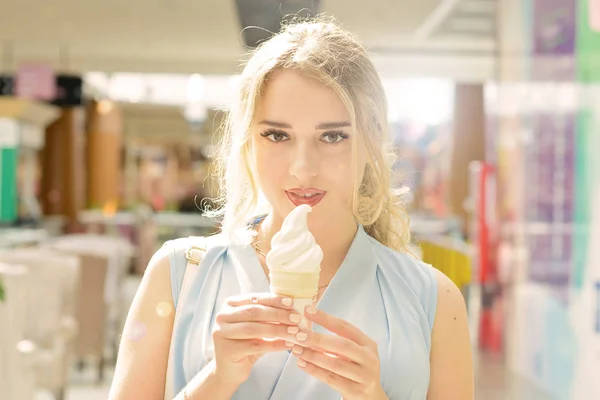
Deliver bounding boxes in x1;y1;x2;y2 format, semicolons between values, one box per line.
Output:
109;19;473;400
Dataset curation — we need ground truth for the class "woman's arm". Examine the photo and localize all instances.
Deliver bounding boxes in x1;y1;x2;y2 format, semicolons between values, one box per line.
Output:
108;245;177;399
427;269;474;399
108;245;240;400
108;244;260;400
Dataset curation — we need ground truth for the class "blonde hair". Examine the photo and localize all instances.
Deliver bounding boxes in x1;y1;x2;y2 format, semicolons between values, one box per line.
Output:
210;17;411;252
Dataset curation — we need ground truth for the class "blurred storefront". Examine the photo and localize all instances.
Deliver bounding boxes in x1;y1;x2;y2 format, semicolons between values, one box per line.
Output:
488;0;600;397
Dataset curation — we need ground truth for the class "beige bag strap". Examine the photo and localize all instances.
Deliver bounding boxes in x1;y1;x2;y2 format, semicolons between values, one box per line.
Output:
164;237;208;400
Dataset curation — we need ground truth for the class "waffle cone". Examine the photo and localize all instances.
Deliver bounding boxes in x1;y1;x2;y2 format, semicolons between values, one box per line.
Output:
269;270;320;298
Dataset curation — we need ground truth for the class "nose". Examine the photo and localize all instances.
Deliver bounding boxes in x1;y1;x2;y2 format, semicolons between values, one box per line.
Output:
289;141;317;182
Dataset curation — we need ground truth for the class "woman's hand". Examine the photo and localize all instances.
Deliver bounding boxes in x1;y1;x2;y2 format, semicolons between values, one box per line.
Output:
212;293;302;385
289;306;388;400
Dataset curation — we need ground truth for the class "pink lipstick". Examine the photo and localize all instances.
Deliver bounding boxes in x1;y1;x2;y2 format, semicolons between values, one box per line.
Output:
285;188;326;207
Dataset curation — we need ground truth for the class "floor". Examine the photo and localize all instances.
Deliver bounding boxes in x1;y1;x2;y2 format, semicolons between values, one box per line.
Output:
474;353;555;400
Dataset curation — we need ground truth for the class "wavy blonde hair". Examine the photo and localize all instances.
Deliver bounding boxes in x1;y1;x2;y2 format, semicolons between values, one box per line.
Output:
210;17;411;252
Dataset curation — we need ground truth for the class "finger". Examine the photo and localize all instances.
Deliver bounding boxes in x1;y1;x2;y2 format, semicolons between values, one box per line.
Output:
225;338;290;359
296;357;361;397
227;293;293;309
217;321;301;340
218;304;301;325
291;346;364;383
305;306;371;347
296;331;367;365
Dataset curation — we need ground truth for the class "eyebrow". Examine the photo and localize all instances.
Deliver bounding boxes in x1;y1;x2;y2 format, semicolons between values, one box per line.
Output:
258;120;351;129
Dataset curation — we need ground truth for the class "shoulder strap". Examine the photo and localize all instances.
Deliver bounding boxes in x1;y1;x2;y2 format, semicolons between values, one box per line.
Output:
177;237;208;310
164;235;211;400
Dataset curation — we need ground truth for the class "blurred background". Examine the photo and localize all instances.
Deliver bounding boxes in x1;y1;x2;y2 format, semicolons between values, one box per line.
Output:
0;0;598;399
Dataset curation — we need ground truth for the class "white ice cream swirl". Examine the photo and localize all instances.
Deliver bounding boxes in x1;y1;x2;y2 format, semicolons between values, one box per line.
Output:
266;204;323;273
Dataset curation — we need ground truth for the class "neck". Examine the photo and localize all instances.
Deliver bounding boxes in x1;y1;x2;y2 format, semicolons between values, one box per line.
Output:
257;212;358;274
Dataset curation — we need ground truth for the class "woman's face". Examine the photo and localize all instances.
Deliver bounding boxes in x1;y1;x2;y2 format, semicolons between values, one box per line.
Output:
252;70;366;229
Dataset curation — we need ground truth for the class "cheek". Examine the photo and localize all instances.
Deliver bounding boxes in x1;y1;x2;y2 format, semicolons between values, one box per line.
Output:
254;145;287;192
321;154;355;202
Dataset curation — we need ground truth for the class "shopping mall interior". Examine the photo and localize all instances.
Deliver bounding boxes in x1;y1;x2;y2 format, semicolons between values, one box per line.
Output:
1;0;599;399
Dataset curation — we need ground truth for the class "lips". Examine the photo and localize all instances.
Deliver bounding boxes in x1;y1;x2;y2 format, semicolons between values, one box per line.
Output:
285;188;326;207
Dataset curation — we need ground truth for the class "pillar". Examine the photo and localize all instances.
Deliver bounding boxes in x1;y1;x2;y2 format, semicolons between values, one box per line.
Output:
86;100;123;212
449;83;486;236
40;107;86;226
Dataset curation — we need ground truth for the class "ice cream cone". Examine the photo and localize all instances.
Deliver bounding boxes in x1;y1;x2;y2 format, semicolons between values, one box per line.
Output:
266;205;322;331
269;270;320;298
269;270;319;331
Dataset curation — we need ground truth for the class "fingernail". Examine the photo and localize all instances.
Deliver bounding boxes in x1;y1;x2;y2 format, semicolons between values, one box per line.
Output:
292;346;303;355
296;332;308;342
285;341;294;348
290;314;301;323
282;298;293;306
297;359;307;368
305;305;317;315
287;326;299;335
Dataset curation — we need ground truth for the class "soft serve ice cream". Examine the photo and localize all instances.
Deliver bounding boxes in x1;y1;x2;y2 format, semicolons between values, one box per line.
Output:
267;204;323;330
267;204;322;275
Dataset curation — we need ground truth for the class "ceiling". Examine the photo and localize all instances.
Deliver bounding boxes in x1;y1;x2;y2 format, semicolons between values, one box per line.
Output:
1;0;497;80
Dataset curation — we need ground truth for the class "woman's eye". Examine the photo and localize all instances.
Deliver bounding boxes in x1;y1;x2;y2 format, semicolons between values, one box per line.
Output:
322;132;348;144
261;131;289;142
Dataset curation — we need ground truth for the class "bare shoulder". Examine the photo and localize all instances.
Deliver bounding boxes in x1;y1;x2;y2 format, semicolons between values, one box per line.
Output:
141;241;175;288
432;268;467;317
430;268;470;345
427;268;474;399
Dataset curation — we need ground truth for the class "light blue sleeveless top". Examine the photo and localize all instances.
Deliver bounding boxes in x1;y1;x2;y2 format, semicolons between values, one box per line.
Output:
165;225;438;399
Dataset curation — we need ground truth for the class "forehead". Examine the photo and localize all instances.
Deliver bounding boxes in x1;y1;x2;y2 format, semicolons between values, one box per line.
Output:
255;70;351;126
